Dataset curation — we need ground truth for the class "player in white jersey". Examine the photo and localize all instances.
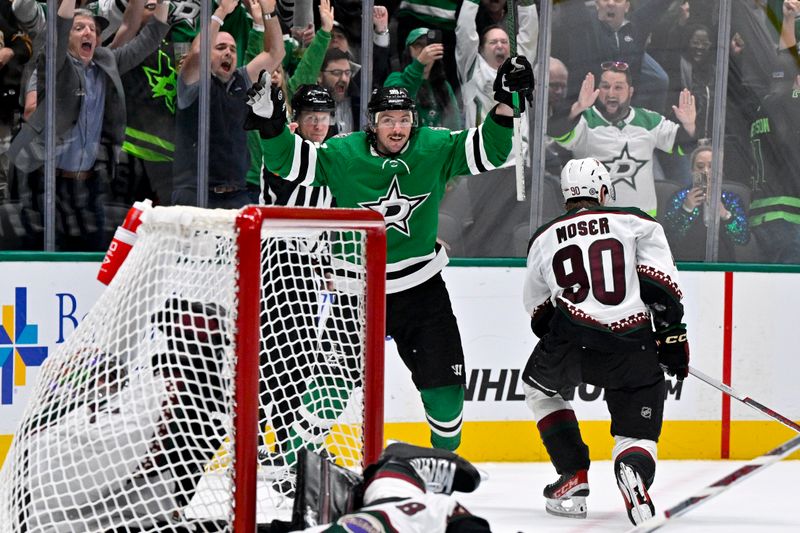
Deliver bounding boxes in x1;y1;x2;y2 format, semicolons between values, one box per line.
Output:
521;158;690;525
548;63;697;215
262;442;488;533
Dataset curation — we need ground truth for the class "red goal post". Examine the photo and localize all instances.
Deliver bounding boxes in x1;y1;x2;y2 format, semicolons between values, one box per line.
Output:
234;206;387;531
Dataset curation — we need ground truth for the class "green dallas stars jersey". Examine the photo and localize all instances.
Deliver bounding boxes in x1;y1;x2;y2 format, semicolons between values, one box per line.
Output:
260;114;512;293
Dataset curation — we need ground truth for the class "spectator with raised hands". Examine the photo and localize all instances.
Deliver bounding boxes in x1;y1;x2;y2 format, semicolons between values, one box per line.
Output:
548;63;697;216
326;5;392;91
456;0;537;136
7;0;169;250
552;0;672;114
171;0;285;208
384;27;461;130
283;0;341;99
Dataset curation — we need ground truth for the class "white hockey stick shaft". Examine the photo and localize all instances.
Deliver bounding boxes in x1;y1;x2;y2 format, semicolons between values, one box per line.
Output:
513;116;525;201
507;0;525;201
689;366;800;433
625;433;800;532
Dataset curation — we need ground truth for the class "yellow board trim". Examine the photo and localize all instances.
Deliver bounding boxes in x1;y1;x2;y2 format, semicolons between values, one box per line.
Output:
2;421;799;470
383;420;800;462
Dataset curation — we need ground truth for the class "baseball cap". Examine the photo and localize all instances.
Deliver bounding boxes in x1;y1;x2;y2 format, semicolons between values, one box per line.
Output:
405;27;430;48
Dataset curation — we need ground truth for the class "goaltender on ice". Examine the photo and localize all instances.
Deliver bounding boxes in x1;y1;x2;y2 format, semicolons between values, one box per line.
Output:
246;56;535;452
521;158;690;525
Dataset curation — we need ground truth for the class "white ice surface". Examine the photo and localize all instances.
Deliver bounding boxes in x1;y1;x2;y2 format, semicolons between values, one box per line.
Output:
459;460;800;532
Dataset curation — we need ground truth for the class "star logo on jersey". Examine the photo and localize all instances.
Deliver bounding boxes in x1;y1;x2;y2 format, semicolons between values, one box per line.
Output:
142;49;177;114
359;176;429;236
170;0;202;30
601;143;647;190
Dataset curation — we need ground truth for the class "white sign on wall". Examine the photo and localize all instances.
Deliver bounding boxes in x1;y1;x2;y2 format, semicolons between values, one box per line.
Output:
0;264;105;433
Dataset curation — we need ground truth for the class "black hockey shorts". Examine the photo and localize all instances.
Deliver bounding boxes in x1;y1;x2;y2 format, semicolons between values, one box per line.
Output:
522;334;666;442
386;273;466;390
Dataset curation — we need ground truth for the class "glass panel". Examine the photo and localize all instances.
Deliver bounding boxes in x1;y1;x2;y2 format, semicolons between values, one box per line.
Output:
439;0;541;258
726;0;800;264
1;0;47;250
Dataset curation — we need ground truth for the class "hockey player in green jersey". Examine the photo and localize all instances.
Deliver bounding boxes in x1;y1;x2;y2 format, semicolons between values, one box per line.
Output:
246;56;534;451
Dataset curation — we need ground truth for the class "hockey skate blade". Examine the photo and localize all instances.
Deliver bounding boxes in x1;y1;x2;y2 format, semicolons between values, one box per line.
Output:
617;464;654;525
545;496;587;519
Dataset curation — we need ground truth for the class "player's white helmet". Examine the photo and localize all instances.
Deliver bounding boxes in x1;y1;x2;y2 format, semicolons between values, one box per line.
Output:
560;158;616;202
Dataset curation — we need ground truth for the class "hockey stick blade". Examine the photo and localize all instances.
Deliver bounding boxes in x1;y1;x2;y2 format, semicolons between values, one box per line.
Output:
689;366;800;433
624;433;800;533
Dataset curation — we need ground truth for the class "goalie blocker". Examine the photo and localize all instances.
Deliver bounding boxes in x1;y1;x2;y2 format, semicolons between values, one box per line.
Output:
262;443;486;532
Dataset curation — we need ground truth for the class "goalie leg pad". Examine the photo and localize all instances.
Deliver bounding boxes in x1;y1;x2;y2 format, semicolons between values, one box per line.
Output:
291;449;363;529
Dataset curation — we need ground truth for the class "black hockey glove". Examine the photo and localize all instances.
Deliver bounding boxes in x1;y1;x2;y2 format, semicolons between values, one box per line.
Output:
244;70;287;139
493;56;534;113
655;324;690;381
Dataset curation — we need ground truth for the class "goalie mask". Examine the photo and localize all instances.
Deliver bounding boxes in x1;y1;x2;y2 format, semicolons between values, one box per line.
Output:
560;158;616;202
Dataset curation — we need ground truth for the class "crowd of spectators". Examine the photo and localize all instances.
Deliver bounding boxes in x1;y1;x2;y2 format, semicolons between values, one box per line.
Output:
0;0;798;264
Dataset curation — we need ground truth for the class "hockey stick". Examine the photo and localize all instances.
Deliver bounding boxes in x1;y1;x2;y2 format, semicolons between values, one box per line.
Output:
625;432;800;532
506;0;525;201
689;366;800;433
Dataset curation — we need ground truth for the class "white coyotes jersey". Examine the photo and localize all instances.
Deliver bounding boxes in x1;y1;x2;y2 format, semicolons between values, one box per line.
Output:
554;106;679;213
523;206;681;334
300;492;463;533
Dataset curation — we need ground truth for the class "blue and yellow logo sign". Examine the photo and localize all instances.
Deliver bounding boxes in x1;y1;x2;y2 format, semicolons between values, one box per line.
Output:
0;288;48;405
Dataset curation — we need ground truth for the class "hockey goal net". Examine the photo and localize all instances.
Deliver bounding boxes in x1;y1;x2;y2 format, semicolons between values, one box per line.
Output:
0;205;386;532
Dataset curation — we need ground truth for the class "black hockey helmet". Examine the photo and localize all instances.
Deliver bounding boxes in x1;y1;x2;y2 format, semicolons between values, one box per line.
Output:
366;86;419;135
368;86;416;115
291;84;335;121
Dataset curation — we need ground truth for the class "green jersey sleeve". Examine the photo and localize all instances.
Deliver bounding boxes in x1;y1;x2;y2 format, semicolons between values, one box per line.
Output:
441;110;512;177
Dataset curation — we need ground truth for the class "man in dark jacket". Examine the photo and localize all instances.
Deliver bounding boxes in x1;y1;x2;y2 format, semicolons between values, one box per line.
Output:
7;0;168;250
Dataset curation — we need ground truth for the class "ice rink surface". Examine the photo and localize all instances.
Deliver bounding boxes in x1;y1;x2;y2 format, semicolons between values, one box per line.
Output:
458;460;800;532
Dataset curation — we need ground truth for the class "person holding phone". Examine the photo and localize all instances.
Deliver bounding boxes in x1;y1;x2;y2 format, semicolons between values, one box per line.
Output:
383;27;462;129
661;145;750;261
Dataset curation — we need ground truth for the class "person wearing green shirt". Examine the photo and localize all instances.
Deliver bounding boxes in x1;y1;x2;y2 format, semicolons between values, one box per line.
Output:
384;27;462;130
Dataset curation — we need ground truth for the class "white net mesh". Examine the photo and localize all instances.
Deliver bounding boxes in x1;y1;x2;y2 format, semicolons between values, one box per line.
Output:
0;206;380;531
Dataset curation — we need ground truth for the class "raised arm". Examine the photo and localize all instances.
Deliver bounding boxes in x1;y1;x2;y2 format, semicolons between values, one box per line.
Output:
780;0;799;50
246;0;285;83
180;0;238;85
518;0;539;63
287;0;333;95
109;0;146;49
671;88;696;139
455;0;479;83
113;0;169;74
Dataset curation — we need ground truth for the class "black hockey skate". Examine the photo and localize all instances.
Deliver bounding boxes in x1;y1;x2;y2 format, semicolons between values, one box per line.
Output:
376;442;482;494
616;462;655;525
543;469;589;519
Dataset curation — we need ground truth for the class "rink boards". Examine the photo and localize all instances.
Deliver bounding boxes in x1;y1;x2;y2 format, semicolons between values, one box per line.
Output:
1;256;799;466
